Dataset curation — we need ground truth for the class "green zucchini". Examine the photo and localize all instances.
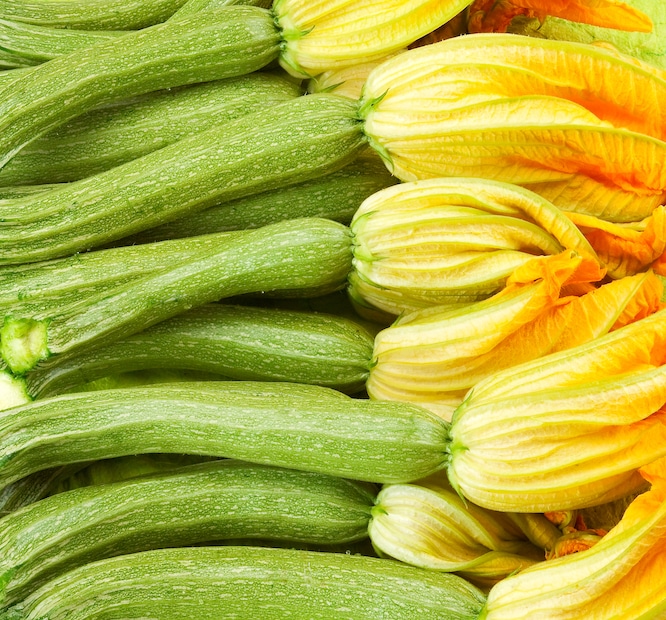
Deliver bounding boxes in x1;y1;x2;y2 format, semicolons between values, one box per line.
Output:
67;369;229;392
0;455;211;516
0;232;243;321
0;7;282;168
0;184;58;200
0;72;302;186
0;94;365;264
0;66;30;92
3;546;486;619
0;0;188;30
0;381;450;488
0;465;82;516
24;303;374;399
0;19;123;68
172;0;273;19
0;50;32;69
49;454;214;494
0;459;376;607
0;0;277;69
0;217;353;374
128;153;397;242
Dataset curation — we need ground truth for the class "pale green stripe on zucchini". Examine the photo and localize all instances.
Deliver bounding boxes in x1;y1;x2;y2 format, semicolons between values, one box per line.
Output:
24;303;374;398
0;19;123;68
0;459;376;607
0;381;450;488
3;546;486;620
0;184;59;200
171;0;273;19
129;153;397;242
0;0;188;30
0;94;365;264
0;7;281;168
0;0;272;69
0;232;242;320
0;72;302;186
0;217;354;374
0;455;210;516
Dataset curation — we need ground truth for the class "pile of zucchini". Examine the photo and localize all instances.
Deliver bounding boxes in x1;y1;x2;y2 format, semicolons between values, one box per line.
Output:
0;0;663;618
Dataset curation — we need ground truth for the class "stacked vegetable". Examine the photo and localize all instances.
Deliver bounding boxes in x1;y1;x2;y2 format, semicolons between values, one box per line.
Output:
1;0;665;618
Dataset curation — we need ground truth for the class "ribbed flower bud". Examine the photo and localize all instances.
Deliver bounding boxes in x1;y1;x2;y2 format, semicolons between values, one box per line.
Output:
274;0;470;77
447;309;666;512
368;478;545;588
349;177;600;318
480;457;666;619
368;268;662;420
360;33;666;222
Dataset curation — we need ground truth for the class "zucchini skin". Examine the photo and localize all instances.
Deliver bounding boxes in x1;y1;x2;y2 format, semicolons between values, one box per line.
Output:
172;0;273;18
0;1;272;69
4;546;486;620
129;153;398;242
0;460;376;607
0;217;354;374
0;19;122;69
0;232;243;320
0;381;450;488
25;303;374;398
0;0;188;30
0;94;365;264
0;465;82;516
0;7;281;169
0;73;302;186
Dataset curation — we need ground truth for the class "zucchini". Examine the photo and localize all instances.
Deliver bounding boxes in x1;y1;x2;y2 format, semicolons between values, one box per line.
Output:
49;454;213;494
0;465;82;516
23;303;374;399
0;0;274;69
0;232;244;321
4;546;486;619
128;153;397;242
0;184;58;200
0;217;353;374
0;72;303;186
0;94;365;264
0;381;450;488
172;0;273;19
0;19;123;69
0;6;282;168
0;459;376;607
0;0;189;30
0;242;253;318
0;455;206;515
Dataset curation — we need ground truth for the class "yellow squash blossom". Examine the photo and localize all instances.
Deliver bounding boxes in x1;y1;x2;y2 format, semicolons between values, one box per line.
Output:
308;53;405;101
274;0;471;77
480;457;666;619
349;177;600;318
566;206;666;280
368;262;662;420
508;0;666;71
468;0;653;34
447;308;666;513
368;476;556;588
360;33;666;222
274;0;652;77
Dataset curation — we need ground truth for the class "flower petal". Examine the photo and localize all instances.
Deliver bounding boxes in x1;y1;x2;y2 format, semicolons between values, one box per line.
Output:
481;456;666;619
567;207;666;279
275;0;471;76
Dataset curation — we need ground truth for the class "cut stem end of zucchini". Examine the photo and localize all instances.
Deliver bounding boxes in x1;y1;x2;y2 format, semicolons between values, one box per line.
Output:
1;317;49;375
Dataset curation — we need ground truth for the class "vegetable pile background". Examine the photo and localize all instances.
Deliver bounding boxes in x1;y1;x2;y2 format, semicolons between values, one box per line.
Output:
1;0;666;618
